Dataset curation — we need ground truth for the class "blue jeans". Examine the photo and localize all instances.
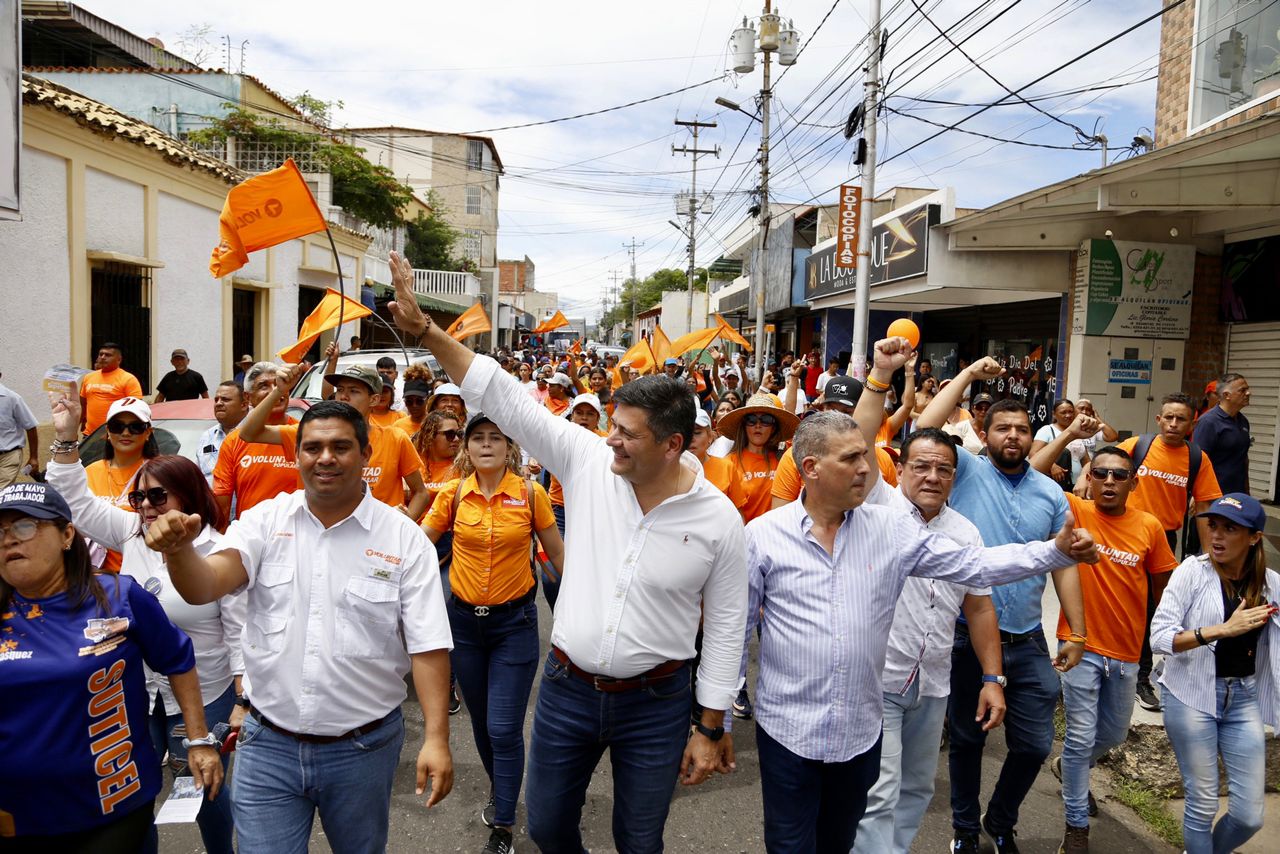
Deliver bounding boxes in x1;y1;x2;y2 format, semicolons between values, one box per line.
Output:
526;651;691;853
757;725;883;853
145;681;237;854
854;679;948;854
1060;651;1137;827
1163;678;1265;854
231;707;405;854
948;627;1058;834
447;597;540;828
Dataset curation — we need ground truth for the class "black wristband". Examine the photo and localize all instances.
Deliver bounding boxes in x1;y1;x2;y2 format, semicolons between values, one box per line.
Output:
1194;627;1208;646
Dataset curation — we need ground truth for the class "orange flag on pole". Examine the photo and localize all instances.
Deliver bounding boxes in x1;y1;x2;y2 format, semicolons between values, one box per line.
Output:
210;159;328;278
569;338;583;356
613;338;657;387
277;288;372;363
650;324;672;364
533;310;571;334
446;302;492;341
668;326;720;357
715;313;753;351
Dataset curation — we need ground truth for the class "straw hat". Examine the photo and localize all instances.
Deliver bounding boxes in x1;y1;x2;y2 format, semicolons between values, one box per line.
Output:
716;393;800;442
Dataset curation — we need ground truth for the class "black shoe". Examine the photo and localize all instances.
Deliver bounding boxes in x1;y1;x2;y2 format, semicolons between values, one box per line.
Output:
481;790;496;828
731;688;753;720
1058;823;1089;854
482;827;515;854
449;686;462;716
1087;791;1098;818
949;831;981;853
981;812;1021;854
1135;679;1161;712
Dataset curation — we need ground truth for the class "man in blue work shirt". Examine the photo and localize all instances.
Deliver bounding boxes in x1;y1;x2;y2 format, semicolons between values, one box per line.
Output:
1194;371;1251;494
917;357;1087;854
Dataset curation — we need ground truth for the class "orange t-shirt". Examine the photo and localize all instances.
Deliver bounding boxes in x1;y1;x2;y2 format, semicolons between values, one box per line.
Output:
84;458;142;572
770;444;898;506
1057;494;1178;662
212;421;301;517
876;418;894;447
425;470;555;605
728;448;782;522
280;422;422;507
702;455;746;510
393;415;424;438
80;369;143;436
1116;436;1222;532
418;457;459;522
368;409;402;429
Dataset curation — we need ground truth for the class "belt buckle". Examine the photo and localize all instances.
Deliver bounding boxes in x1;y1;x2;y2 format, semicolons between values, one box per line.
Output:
592;674;615;691
474;605;490;617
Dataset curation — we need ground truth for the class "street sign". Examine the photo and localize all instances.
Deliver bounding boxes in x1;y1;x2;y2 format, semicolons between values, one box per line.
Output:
835;184;862;269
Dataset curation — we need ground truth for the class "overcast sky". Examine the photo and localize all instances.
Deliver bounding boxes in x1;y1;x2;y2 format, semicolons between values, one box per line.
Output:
82;0;1163;320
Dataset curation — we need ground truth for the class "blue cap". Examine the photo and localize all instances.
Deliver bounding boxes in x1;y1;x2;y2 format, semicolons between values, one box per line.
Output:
0;481;73;522
1196;492;1266;531
664;357;679;366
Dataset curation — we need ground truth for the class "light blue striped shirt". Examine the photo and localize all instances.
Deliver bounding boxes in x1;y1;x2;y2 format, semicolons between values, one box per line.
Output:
742;496;1075;762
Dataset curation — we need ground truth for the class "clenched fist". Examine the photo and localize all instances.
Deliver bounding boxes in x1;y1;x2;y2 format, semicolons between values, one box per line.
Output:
144;510;204;555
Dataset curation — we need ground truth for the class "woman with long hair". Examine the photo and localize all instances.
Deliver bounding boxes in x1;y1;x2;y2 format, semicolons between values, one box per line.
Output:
1151;493;1279;854
47;395;243;854
716;393;800;524
708;393;743;458
587;365;613;429
85;397;161;572
412;410;464;519
422;415;565;854
0;481;220;851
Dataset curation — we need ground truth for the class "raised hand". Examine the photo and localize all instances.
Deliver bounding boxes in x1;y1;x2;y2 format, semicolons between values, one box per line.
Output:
966;357;1005;382
49;393;81;441
388;251;430;337
275;361;310;394
872;337;915;372
1068;412;1100;439
143;510;203;555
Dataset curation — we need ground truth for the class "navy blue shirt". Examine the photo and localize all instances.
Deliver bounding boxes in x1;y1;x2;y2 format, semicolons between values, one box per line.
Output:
1194;406;1251;494
0;574;195;835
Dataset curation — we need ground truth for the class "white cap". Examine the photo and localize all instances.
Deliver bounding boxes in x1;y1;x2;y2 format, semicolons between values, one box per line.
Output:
565;393;603;417
432;382;462;397
546;373;574;389
106;396;152;424
694;409;712;428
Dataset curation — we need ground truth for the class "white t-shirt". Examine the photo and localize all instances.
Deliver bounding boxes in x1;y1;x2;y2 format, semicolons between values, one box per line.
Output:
815;370;839;396
1034;424;1087;480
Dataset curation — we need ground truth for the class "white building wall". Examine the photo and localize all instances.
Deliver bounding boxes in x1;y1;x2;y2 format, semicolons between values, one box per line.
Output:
0;148;72;405
84;167;145;257
154;192;225;382
269;241;305;356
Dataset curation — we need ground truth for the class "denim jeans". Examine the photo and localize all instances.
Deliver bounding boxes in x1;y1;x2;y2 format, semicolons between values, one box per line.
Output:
1059;651;1138;827
1163;678;1265;854
447;596;540;828
231;707;404;854
145;681;237;854
525;651;691;853
854;679;948;854
948;627;1058;834
757;724;883;853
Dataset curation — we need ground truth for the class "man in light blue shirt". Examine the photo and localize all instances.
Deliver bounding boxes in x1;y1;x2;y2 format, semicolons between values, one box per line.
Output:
0;373;40;489
197;381;248;485
915;353;1088;854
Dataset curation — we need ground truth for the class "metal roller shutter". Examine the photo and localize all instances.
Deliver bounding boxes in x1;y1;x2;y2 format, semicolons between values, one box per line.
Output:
1225;322;1280;500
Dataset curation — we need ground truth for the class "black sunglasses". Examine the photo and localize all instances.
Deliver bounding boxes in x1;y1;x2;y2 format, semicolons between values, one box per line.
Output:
127;487;169;509
440;429;462;441
1089;467;1132;482
107;420;149;435
743;414;778;428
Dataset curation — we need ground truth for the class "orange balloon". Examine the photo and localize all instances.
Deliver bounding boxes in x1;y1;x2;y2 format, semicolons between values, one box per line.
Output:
887;318;921;349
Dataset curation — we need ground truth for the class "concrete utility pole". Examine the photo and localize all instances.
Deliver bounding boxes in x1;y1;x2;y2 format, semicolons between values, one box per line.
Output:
850;0;882;381
673;119;718;332
751;1;775;370
608;270;625;344
623;237;643;342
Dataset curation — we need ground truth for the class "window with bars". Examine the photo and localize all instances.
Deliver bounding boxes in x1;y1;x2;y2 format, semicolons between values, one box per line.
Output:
90;262;153;392
462;230;482;262
466;185;482;215
467;139;484;171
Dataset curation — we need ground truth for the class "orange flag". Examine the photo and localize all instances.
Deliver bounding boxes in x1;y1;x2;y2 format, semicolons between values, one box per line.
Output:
533;310;570;334
613;338;657;387
569;338;583;356
668;326;720;357
650;324;672;364
210;159;327;278
277;288;372;363
715;313;753;351
446;302;492;341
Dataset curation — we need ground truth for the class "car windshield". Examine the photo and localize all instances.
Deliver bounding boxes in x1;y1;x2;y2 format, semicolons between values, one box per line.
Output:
295;352;441;400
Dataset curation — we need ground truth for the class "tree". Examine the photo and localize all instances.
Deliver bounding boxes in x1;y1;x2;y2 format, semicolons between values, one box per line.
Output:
174;23;216;68
403;193;461;271
288;91;344;127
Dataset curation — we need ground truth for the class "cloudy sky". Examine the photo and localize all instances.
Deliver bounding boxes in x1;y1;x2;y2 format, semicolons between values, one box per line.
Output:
83;0;1164;320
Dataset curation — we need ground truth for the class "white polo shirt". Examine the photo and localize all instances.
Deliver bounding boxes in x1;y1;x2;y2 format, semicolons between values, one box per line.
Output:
220;488;452;736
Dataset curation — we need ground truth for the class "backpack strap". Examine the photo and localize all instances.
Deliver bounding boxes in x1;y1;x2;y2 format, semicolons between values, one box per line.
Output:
1131;433;1155;472
1185;439;1202;496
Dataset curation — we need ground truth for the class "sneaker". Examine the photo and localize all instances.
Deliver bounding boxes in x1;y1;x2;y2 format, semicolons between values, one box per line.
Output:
949;831;981;853
480;790;496;828
1058;823;1089;854
1051;755;1098;816
1135;679;1161;712
449;685;462;716
482;827;515;854
981;812;1021;854
731;688;753;720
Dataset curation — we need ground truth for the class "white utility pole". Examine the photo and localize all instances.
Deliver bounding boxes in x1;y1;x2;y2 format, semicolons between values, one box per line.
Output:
674;119;718;333
751;1;776;368
850;0;882;380
623;238;643;343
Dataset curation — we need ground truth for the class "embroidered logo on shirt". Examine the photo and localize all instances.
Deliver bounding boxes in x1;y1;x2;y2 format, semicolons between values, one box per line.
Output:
364;548;402;566
273;531;294;538
502;498;527;507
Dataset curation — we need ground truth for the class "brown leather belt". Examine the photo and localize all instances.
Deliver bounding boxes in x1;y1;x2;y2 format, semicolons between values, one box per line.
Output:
551;646;687;693
249;705;395;744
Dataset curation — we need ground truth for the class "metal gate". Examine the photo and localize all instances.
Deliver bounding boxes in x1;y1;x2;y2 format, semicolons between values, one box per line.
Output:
1225;321;1280;501
90;263;152;393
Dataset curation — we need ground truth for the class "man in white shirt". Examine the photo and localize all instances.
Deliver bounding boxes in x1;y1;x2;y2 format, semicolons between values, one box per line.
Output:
388;251;746;854
814;356;840;397
144;400;454;852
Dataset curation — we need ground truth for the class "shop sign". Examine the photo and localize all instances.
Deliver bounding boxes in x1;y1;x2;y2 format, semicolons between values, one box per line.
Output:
1108;359;1152;384
835;184;862;269
1072;239;1194;339
806;204;939;300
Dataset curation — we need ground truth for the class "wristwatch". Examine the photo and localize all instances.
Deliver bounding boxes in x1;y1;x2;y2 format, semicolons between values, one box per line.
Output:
182;732;221;750
982;674;1008;688
236;695;251;710
694;722;725;742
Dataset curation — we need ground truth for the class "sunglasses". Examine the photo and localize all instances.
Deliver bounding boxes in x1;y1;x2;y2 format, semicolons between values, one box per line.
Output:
743;414;778;428
107;420;149;435
0;518;49;542
440;429;462;442
1089;467;1132;482
127;487;169;509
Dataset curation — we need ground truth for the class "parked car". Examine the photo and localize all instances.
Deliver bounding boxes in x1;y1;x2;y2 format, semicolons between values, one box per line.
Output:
78;398;310;466
291;348;445;403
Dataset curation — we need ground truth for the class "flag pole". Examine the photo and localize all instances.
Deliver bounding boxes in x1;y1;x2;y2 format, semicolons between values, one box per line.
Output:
323;225;409;364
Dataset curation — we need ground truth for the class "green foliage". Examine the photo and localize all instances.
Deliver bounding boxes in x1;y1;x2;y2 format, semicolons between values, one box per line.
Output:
288;91;343;127
1112;779;1183;848
601;267;708;330
404;192;462;271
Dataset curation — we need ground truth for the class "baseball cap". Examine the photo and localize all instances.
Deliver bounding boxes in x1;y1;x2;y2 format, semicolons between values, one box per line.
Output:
822;376;863;408
546;373;574;389
565;393;603;418
972;393;994;407
664;358;680;366
432;383;462;398
402;380;432;399
1196;493;1266;531
694;409;712;429
106;397;151;425
324;363;383;394
0;481;73;522
171;348;189;359
1205;380;1218;395
463;412;502;441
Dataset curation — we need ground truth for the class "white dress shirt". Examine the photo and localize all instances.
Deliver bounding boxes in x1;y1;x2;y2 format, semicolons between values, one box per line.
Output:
219;488;452;735
864;476;989;698
459;355;747;711
47;460;245;713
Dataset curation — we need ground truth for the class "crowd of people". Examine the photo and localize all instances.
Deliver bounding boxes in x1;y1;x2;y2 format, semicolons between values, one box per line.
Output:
0;250;1276;854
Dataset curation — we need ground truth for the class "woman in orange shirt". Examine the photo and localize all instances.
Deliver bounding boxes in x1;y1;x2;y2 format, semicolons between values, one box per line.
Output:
422;414;564;852
716;393;800;523
412;410;463;519
83;397;158;572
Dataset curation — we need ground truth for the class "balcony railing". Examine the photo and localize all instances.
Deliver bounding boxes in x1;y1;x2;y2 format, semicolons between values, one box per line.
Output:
413;269;481;307
182;137;325;175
